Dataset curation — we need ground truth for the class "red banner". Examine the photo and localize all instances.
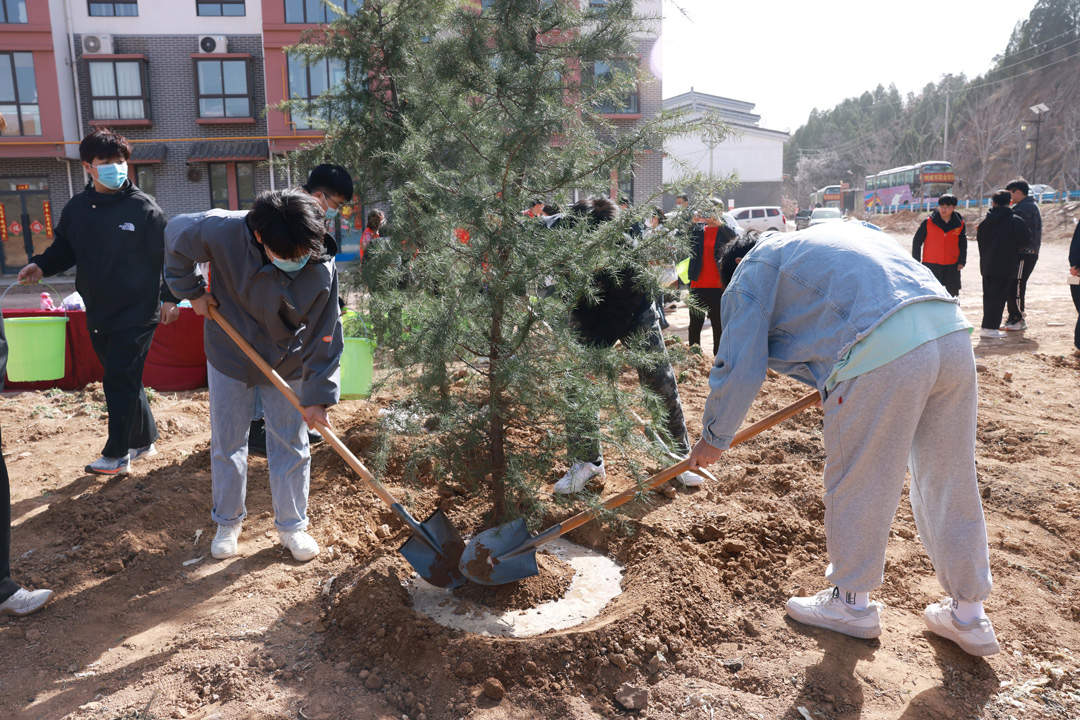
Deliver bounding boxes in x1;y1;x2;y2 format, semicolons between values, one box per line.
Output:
0;204;6;242
922;172;955;184
43;201;52;239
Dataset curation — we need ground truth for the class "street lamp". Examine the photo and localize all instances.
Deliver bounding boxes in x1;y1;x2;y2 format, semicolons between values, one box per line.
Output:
1028;103;1050;181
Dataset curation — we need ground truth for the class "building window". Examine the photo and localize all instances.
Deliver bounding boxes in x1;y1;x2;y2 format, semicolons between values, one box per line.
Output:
88;0;138;16
284;0;361;23
88;60;149;120
197;0;244;15
617;170;633;201
1;0;28;23
0;52;40;136
286;55;345;130
590;60;639;114
134;165;155;199
196;59;252;118
209;162;256;211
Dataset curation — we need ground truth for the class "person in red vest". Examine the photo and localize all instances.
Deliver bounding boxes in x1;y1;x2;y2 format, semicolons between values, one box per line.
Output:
912;194;967;297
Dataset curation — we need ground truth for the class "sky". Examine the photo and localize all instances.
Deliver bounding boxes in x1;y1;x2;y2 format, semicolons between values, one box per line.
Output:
658;0;1040;134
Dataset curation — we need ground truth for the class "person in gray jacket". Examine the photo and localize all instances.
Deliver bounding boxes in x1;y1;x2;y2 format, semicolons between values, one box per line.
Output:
164;189;343;563
687;224;999;657
1004;178;1042;331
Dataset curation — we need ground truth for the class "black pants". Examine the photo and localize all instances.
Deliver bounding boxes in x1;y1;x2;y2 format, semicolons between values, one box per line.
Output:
1;427;18;604
88;325;159;458
981;276;1013;330
1072;283;1080;349
688;287;724;356
924;262;961;297
1006;253;1038;324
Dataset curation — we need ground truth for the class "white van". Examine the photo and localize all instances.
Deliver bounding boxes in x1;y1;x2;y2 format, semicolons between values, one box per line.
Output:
731;206;787;233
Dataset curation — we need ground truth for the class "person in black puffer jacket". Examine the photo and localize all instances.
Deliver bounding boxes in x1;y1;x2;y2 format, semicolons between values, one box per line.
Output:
976;190;1030;337
1004;178;1042;330
18;129;178;476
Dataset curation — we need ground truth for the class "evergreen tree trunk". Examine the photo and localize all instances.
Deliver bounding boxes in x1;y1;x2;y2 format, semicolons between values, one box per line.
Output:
488;286;507;521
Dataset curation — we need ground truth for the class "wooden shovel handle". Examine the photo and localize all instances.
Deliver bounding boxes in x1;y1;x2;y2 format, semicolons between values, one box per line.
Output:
206;305;399;509
557;389;822;536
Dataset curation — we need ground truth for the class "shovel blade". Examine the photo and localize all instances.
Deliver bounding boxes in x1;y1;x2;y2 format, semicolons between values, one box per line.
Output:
398;508;467;589
458;518;539;586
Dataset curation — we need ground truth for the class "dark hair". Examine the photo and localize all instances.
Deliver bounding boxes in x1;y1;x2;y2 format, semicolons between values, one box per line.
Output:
618;196;631;207
676;193;689;202
937;194;958;206
79;129;131;163
992;189;1012;207
248;188;325;259
720;234;758;288
652;205;665;223
304;164;354;202
1005;178;1029;196
366;209;384;232
542;203;560;216
589;195;617;223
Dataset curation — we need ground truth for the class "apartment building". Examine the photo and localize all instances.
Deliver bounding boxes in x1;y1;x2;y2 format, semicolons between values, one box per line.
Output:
0;0;662;274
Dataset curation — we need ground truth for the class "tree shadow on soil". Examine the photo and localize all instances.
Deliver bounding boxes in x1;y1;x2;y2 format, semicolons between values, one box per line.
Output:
892;632;999;719
974;336;1040;356
782;619;879;720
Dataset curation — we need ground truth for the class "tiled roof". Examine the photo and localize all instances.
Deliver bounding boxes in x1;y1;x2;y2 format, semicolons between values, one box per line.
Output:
187;140;268;163
128;143;167;164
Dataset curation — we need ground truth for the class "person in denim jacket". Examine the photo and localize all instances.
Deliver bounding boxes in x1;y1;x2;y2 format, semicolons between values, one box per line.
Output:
687;223;999;657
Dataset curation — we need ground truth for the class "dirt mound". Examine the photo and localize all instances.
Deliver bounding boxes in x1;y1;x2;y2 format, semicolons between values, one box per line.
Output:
453;551;574;612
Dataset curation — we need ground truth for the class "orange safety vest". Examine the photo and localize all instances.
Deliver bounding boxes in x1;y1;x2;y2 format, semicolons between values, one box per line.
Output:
922;218;964;265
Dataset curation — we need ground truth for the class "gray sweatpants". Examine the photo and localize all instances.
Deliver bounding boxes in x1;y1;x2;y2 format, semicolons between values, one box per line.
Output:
821;329;992;603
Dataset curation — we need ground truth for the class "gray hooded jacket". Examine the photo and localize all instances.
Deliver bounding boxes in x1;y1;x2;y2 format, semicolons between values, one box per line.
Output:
164;209;342;407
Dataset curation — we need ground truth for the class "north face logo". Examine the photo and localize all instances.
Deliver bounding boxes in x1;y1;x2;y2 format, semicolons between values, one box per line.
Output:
119;223;135;232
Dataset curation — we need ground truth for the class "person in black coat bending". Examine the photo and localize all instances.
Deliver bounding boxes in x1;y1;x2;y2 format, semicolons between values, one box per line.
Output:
18;129;179;476
976;190;1030;339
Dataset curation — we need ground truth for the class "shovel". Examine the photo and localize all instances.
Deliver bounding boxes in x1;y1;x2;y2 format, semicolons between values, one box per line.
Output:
459;390;822;585
207;305;466;588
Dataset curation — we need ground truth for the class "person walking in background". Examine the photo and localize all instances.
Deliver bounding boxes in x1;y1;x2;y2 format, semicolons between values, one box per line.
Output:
1004;179;1042;331
687;198;736;356
912;194;966;297
359;209;385;264
165;189;343;563
1070;219;1080;356
687;224;998;658
644;206;673;329
17;129;179;476
976;190;1029;339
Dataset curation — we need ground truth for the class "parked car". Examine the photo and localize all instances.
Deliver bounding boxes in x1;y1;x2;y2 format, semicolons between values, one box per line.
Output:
1029;184;1057;202
731;206;787;233
721;212;746;238
794;209;812;230
808;207;844;227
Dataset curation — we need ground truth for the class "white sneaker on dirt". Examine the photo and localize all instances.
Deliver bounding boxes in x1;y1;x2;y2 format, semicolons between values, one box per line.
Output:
785;587;883;639
279;529;320;562
1002;320;1026;331
923;598;1000;656
211;523;243;559
0;587;54;617
128;443;158;462
675;470;705;487
553;461;606;495
979;328;1007;339
85;455;130;475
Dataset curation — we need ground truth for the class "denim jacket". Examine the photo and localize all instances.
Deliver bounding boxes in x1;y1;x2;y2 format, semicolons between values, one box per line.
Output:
701;223;956;450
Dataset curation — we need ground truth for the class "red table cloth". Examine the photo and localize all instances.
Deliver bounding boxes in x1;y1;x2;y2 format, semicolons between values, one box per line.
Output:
3;307;207;392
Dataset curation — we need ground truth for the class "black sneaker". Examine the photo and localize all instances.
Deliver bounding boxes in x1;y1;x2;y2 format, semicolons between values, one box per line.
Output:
248;419;267;458
308;428;323;445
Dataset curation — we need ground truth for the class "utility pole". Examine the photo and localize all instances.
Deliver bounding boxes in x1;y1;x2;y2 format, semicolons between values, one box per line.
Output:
1028;103;1050;181
943;75;951;161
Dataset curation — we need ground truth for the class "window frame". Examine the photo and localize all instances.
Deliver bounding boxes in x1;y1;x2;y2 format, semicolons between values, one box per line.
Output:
0;51;40;136
134;165;155;200
284;0;361;24
88;0;138;16
286;54;346;130
1;0;28;23
197;0;245;15
588;58;640;116
194;57;254;120
87;58;150;122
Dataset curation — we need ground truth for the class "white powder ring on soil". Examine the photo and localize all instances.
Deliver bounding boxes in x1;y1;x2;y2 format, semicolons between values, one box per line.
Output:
405;538;623;637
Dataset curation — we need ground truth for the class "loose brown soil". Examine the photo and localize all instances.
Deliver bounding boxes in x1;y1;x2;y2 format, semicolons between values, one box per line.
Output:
453;551;575;613
1;217;1079;720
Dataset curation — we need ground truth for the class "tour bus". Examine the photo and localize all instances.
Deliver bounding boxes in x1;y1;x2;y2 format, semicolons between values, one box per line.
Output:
811;184;842;209
864;161;954;213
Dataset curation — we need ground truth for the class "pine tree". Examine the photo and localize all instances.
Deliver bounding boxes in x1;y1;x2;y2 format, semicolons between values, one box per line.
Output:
286;0;726;524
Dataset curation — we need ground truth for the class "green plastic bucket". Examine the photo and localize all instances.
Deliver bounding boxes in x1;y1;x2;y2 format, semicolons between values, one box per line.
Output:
4;315;69;381
341;336;376;399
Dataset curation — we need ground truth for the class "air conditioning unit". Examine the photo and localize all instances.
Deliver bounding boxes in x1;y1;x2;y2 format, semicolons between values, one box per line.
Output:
82;34;113;55
198;35;227;54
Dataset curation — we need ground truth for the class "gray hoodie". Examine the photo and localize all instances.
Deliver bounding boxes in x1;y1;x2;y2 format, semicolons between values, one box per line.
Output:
164;209;342;407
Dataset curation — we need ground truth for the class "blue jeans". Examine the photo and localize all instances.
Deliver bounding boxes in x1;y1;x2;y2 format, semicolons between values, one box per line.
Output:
207;362;310;533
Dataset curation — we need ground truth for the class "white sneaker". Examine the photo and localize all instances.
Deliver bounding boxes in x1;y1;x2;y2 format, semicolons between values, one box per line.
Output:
923;598;1000;656
553;461;606;495
1002;320;1026;331
279;529;320;562
211;523;243;559
979;328;1007;339
85;455;130;475
0;587;54;617
128;443;158;462
675;470;705;487
785;587;883;639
